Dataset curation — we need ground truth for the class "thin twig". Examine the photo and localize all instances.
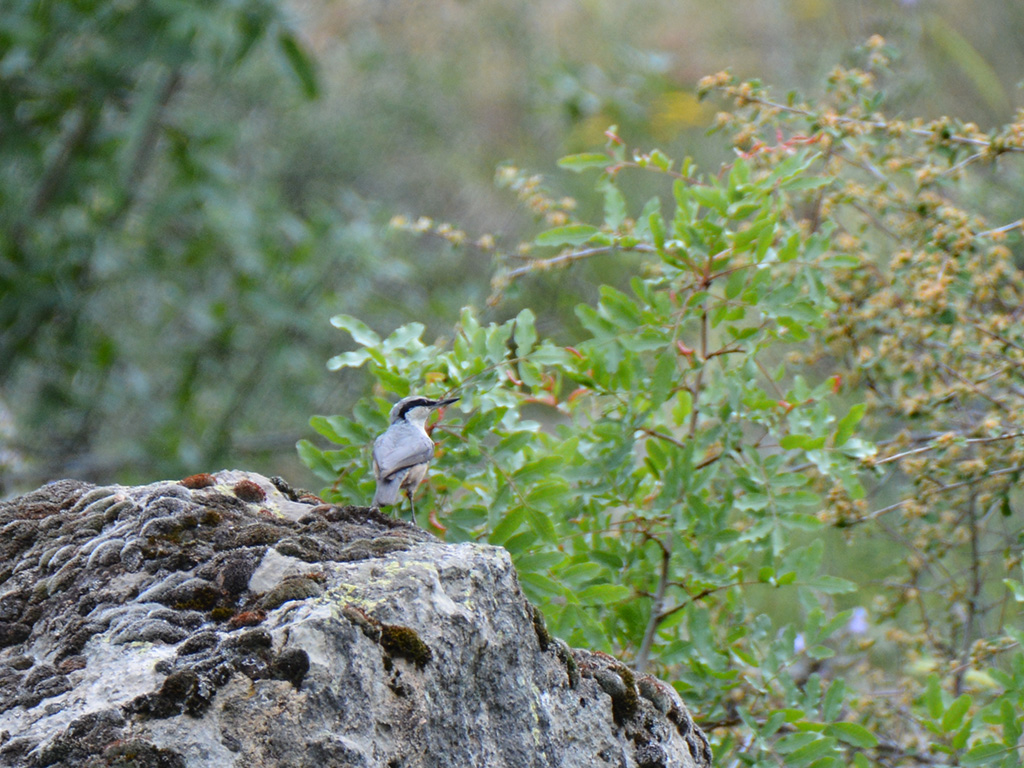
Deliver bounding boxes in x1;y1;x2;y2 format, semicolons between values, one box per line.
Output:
971;323;1024;354
27;106;98;218
839;139;888;181
505;244;656;278
849;463;1024;526
954;493;982;696
872;431;1024;466
978;219;1024;238
942;151;987;176
934;359;1009;412
635;535;671;674
742;94;1024;154
638;427;685;449
921;464;1024;496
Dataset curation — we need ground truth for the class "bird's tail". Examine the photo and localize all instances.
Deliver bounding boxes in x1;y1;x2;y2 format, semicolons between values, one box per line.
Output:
373;477;402;507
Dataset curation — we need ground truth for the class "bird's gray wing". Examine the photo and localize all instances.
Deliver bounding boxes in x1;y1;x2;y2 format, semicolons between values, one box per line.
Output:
373;428;434;481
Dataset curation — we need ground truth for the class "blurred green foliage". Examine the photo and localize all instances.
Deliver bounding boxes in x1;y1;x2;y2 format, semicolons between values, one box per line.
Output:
3;0;1023;489
1;0;333;483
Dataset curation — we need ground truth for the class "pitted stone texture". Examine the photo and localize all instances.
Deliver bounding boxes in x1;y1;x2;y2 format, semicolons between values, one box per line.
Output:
0;472;710;768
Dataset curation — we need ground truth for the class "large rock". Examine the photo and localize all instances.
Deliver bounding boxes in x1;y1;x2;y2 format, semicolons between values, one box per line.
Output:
0;471;711;768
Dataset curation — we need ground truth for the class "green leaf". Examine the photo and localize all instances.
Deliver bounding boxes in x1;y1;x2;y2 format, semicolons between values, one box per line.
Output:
779;176;830;193
599;285;641;328
725;267;746;299
514;552;567;571
769;151;819;185
775;733;820;754
518;571;565;596
648;148;672;172
781;434;827;450
822;679;845;721
727;201;762;222
785;736;837;767
806;576;856;594
557;153;612;172
807;645;836;660
561;562;605;582
326;349;372;371
761;711;788;738
778;231;801;262
525;507;558;542
691;184;728;216
776;315;810;341
526;480;569;506
941;693;972;733
599;177;627;230
578;584;631;604
729;157;751;188
588;550;623;570
821;254;861;269
330;314;381;346
498;431;535;455
672;390;693;426
651;352;677;406
962;743;1007;767
924;675;943;720
277;31;319;99
513;456;564;484
296;439;336;481
536;224;600;247
825;723;878;749
310;415;345;444
489;508;526;545
529;344;571;366
514;308;538;356
834;403;866;447
952;718;973;751
384;322;425;350
575;303;617;340
1002;699;1022;746
650;211;667;252
1003;579;1024;602
309;414;372;444
816;609;855;641
486;324;511;362
502;530;538;556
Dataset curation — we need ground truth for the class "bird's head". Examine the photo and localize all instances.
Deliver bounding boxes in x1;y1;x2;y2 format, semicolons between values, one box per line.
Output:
389;395;459;428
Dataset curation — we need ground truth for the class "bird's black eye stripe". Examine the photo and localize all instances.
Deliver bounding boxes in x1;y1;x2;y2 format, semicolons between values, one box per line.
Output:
397;398;434;419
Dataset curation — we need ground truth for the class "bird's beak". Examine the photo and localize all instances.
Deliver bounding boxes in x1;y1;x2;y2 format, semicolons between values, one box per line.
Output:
435;397;459;409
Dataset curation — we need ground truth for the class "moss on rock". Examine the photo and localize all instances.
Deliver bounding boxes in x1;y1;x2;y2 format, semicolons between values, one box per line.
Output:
258;575;324;610
379;623;432;669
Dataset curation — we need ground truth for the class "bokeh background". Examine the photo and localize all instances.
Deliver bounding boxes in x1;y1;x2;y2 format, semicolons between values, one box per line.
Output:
2;0;1022;495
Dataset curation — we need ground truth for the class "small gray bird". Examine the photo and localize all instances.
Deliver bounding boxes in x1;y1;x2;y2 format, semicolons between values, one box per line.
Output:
372;395;459;515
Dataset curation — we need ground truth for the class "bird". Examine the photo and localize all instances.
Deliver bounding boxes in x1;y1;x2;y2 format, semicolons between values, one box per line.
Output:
372;394;459;517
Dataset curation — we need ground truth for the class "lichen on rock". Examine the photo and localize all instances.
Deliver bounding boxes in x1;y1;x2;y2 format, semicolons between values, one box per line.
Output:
0;471;710;768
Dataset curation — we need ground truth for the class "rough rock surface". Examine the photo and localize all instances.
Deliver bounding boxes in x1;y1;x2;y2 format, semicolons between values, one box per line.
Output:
0;471;712;768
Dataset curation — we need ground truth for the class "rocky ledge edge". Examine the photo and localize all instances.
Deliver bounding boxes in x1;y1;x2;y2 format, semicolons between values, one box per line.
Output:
0;471;712;768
